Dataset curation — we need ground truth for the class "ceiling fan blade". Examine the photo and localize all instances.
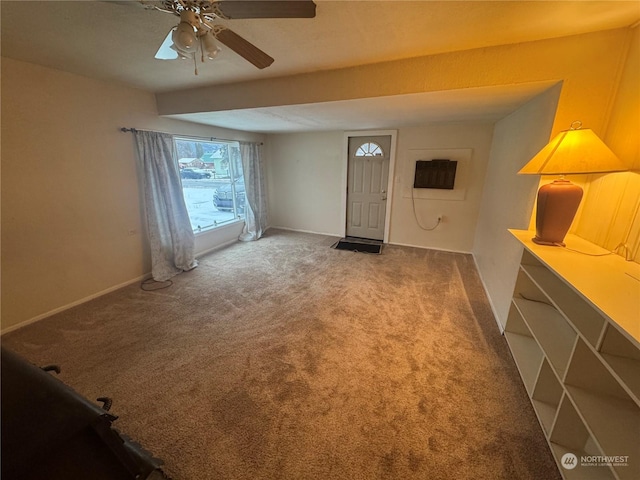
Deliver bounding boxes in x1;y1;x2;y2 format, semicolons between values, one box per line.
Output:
155;28;179;60
215;27;274;69
214;0;316;19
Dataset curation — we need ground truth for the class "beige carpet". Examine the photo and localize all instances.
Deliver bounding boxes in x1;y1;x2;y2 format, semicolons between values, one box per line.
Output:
3;229;561;480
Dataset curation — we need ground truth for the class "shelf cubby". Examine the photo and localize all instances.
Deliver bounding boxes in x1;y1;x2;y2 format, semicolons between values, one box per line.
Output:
599;323;640;404
520;248;543;268
513;296;576;379
550;396;616;480
532;359;563;435
520;263;606;347
564;339;640;480
513;266;549;303
505;303;543;396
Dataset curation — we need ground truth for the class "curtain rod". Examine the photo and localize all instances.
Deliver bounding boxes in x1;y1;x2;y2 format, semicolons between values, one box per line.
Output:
119;127;263;145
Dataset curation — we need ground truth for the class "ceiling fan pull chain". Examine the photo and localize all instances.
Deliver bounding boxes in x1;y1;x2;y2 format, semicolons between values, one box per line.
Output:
193;55;198;75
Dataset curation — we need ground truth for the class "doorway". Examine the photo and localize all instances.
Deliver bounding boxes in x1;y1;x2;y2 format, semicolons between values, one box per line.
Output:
344;133;395;241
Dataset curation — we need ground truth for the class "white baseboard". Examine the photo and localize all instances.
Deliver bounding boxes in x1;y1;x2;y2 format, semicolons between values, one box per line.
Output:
471;253;505;334
268;225;341;238
1;273;151;335
388;240;470;255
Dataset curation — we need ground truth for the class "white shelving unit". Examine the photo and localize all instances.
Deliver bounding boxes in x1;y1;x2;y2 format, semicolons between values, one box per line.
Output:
505;230;640;480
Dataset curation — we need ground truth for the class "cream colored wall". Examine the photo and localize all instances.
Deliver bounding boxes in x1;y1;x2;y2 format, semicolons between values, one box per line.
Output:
473;85;562;329
267;131;344;235
573;25;640;261
604;26;640;171
389;122;494;252
266;122;494;252
1;58;264;331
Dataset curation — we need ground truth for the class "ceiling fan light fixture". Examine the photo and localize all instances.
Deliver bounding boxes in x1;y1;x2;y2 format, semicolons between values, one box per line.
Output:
201;31;221;59
150;0;317;72
206;46;221;60
169;43;194;60
172;21;197;52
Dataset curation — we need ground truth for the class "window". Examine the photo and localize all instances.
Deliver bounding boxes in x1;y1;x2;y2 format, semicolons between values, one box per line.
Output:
355;142;383;157
175;137;245;233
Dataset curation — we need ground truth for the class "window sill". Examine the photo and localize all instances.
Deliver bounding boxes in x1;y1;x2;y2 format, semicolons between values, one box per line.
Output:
194;218;245;237
194;219;246;257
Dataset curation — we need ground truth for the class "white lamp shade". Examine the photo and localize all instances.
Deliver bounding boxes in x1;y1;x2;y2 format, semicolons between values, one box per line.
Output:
201;31;221;59
206;48;221;60
519;127;627;175
172;22;197;53
170;44;194;60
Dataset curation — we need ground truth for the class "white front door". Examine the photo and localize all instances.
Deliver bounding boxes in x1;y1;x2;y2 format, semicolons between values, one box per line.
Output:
346;136;391;240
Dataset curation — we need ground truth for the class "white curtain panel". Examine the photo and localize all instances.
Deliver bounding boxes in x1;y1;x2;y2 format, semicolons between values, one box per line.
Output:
133;130;197;281
239;142;268;241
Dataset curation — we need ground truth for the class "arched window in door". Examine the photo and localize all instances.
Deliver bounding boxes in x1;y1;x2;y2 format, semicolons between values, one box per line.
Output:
355;142;384;157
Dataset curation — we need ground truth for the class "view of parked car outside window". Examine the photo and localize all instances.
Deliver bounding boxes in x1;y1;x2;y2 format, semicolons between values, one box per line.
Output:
175;138;245;233
180;168;211;179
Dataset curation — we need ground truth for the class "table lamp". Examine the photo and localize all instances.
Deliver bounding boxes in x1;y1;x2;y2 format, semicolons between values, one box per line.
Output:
518;121;627;246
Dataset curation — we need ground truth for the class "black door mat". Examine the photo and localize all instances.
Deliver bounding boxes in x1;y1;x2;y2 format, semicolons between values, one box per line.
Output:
332;238;383;254
344;236;383;245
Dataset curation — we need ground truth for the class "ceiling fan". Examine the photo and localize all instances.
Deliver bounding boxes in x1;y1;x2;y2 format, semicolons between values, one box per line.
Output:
144;0;317;72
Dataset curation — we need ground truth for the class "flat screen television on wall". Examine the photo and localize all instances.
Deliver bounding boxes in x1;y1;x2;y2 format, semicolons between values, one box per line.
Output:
414;159;457;190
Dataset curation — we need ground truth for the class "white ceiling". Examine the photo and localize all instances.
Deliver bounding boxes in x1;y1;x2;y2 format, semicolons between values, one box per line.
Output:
2;1;639;132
